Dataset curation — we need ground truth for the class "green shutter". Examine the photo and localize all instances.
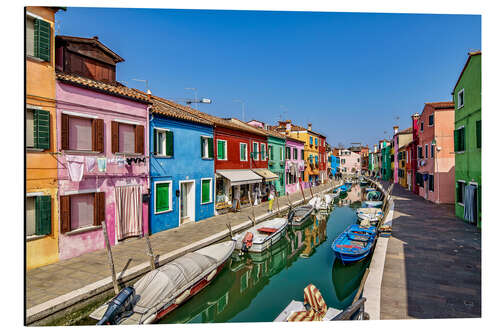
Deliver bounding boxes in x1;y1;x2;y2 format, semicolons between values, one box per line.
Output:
202;179;211;203
454;130;459;152
270;145;274;160
208;137;214;158
461;127;466;152
35;195;51;235
165;131;174;157
476;120;481;148
34;109;50;150
34;18;50;62
201;137;205;158
218;141;225;160
155;183;170;212
240;144;245;160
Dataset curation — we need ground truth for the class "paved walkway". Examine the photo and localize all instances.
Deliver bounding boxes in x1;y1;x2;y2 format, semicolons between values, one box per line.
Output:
26;182;337;312
379;182;481;319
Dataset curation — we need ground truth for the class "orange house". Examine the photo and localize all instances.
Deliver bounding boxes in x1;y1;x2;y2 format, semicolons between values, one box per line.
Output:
26;6;65;270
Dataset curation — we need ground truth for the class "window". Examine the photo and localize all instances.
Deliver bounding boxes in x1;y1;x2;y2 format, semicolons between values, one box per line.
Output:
155;181;172;213
62;114;104;153
60;192;105;233
476;120;481;148
26;195;51;238
300;149;304;160
425;144;428;158
201;178;213;204
280;147;284;161
429;114;434;126
357;158;360;162
111;121;144;155
217;140;227;160
70;117;92;150
315;138;318;146
154;129;174;157
418;146;423;159
252;142;259;160
429;174;434;192
26;14;51;61
420;121;424;132
240;143;248;161
457;89;465;109
454;127;466;152
456;181;465;205
341;159;345;164
26;108;50;150
431;144;435;158
285;146;291;160
309;136;313;145
260;143;266;160
293;148;298;160
269;145;274;160
201;136;214;159
280;173;284;187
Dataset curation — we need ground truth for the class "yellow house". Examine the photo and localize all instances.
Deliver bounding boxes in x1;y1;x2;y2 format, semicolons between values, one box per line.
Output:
26;6;64;270
273;121;321;185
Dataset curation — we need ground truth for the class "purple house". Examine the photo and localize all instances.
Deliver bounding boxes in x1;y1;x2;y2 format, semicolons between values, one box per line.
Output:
285;136;306;194
55;36;150;260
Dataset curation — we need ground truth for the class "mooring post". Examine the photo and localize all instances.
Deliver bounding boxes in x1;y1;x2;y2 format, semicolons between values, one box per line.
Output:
309;185;314;198
287;193;292;209
276;194;280;212
299;178;306;203
248;216;256;226
144;233;156;271
252;206;256;224
102;221;119;295
226;223;233;237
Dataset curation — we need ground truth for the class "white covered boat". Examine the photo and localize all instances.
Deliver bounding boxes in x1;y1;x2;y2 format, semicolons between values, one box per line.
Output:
356;207;383;224
289;205;314;226
90;241;235;325
308;195;330;211
232;217;288;253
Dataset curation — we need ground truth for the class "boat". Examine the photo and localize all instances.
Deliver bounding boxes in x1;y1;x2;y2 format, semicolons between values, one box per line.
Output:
339;185;348;194
366;190;382;201
288;204;314;226
359;178;369;186
364;187;376;192
356;207;383;224
331;224;377;264
90;241;236;325
274;284;342;321
332;188;341;198
308;195;330;211
361;200;383;209
232;217;288;253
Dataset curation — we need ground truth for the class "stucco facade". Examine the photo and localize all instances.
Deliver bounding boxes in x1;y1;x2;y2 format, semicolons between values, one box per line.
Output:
337;149;361;176
285;137;305;195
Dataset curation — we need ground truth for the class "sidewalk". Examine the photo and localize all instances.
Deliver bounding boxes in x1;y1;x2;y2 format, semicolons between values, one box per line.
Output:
379;182;481;319
26;181;338;324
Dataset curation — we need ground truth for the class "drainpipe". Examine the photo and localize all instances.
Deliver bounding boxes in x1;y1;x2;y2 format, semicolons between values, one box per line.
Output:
148;112;154;236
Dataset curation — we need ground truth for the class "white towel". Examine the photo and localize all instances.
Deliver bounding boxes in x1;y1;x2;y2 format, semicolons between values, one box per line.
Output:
66;155;85;182
86;157;97;172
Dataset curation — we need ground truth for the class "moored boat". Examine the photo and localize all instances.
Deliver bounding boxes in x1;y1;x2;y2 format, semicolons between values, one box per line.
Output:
356;207;383;224
90;241;236;325
361;200;383;209
289;204;314;226
331;224;376;264
232;217;288;253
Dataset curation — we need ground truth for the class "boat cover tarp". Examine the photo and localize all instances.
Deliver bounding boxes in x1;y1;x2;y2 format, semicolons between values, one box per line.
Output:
216;169;262;186
133;253;217;314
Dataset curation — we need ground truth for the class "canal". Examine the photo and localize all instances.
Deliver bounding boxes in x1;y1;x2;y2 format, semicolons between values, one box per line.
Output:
158;183;371;324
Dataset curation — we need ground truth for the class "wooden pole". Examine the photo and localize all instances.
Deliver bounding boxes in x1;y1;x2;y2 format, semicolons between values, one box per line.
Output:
299;178;306;203
309;184;314;198
352;268;370;305
102;221;119;295
287;193;292;208
226;223;233;237
144;233;156;271
276;194;280;212
248;216;257;226
252;206;256;223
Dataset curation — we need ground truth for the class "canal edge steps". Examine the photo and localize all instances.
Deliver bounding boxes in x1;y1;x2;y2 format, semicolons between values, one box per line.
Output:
26;182;340;325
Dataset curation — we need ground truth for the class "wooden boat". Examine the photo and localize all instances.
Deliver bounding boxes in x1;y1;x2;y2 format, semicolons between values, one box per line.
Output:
232;217;288;253
289;204;314;226
331;225;376;264
361;200;383;208
356;207;383;224
366;190;382;201
339;185;348;194
90;241;236;325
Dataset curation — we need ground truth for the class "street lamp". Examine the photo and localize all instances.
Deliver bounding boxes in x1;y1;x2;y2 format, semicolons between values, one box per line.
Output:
233;99;245;121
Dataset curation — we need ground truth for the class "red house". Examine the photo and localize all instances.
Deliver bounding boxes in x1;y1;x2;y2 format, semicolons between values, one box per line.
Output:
318;135;327;183
408;113;421;194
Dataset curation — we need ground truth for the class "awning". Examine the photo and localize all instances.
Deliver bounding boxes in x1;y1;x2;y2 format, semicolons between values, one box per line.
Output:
216;169;262;186
252;168;279;181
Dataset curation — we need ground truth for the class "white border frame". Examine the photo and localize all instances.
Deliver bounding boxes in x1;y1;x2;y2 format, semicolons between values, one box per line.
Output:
154;180;173;214
153;127;172;158
457;88;465;109
200;178;214;205
201;135;213;159
239;142;248;161
260;142;267;161
179;180;196;223
217;139;228;161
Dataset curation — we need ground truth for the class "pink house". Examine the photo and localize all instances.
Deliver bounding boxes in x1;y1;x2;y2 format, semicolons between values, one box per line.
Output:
285;136;306;194
416;102;455;204
55;36;151;260
337;149;361;176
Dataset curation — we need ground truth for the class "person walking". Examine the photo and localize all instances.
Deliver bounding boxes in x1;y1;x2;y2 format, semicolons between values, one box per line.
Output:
268;186;275;212
233;185;241;212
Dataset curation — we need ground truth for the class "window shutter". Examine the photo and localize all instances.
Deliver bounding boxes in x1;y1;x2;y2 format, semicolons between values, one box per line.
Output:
165;130;174;157
240;144;245;160
60;195;71;233
94;192;105;226
34;18;50;62
34;109;50;150
461;127;466;152
208;137;214;158
92;118;104;152
201;137;205;158
135;125;145;154
111;121;119;153
61;113;69;150
476;120;481;148
454;130;458;152
202;180;211;203
35;195;51;235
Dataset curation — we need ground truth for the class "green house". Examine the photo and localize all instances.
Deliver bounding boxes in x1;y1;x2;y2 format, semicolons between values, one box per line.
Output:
267;135;286;196
380;142;392;181
452;51;481;227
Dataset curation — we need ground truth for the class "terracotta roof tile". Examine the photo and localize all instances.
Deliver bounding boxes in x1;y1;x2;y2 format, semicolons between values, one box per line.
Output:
56;72;150;102
425;101;455;109
149;97;213;126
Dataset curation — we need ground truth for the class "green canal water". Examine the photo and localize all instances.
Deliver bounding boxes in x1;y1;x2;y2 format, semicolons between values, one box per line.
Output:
158;184;371;324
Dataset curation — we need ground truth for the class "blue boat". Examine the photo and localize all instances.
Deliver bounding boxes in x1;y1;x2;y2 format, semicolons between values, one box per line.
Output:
339;185;348;193
331;225;376;264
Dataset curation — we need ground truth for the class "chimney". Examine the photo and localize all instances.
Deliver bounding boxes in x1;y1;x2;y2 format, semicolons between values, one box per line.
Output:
373;144;377;153
307;123;312;131
92;36;99;41
393;126;399;134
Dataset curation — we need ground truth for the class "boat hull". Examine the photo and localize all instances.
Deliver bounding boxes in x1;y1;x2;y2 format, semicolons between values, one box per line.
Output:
233;222;288;253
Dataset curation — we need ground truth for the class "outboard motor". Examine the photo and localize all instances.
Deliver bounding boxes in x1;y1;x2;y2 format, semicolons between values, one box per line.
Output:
96;286;136;325
287;210;295;223
240;232;254;254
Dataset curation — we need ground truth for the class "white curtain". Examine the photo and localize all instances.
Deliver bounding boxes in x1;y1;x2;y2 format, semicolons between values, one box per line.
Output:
115;185;143;240
463;185;476;223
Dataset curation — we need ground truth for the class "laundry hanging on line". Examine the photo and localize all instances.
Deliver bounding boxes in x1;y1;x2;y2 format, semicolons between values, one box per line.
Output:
66;155;85;182
86;156;97;172
97;157;107;172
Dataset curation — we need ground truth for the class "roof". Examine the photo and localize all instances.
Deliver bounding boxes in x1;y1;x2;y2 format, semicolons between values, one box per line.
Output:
56;35;125;63
271;123;326;138
234;119;286;139
424;102;455;110
452;51;481;94
285;135;305;144
395;127;413;135
56;72;150;103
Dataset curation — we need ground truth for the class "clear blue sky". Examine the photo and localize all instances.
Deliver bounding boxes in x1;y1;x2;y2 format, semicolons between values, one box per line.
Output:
55;8;480;148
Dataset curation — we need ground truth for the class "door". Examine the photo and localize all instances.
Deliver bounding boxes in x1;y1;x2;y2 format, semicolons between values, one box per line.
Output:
180;181;195;223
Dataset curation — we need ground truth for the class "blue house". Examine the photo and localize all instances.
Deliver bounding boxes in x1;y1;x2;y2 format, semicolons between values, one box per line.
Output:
330;155;340;177
149;96;215;233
